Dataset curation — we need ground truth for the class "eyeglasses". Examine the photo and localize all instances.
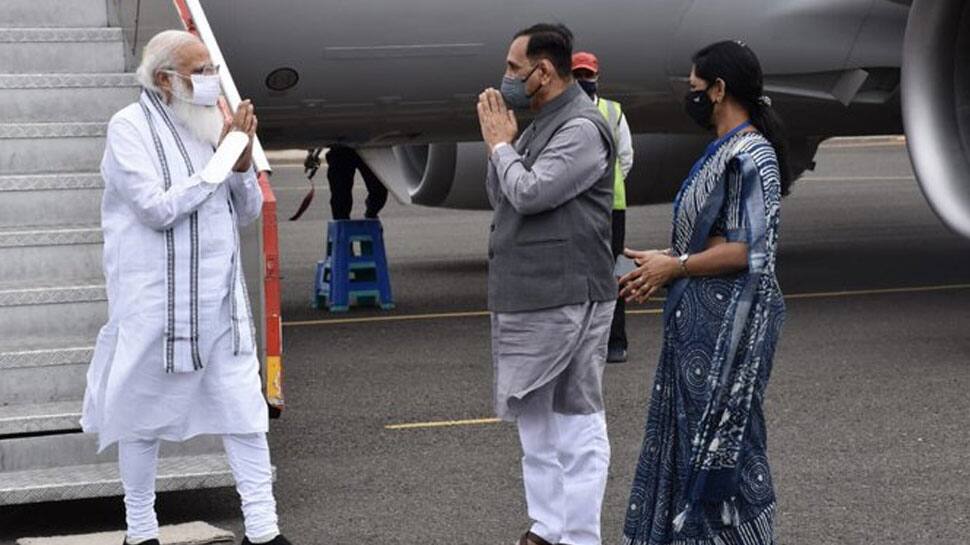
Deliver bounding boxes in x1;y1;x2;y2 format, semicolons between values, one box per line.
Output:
194;64;220;76
161;64;221;78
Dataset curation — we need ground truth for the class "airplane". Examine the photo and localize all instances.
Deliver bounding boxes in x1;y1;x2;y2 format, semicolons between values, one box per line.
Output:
2;0;966;507
171;0;970;240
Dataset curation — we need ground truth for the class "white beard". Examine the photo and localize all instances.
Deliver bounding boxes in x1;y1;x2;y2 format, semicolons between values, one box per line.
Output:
168;79;225;147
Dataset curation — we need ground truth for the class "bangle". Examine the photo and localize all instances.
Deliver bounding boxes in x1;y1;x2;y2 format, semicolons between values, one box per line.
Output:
678;253;690;277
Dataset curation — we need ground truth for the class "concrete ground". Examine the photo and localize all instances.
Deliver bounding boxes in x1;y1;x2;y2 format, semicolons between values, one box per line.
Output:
2;138;969;544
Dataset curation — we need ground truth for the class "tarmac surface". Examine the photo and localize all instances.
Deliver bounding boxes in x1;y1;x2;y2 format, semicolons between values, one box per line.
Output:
3;138;970;544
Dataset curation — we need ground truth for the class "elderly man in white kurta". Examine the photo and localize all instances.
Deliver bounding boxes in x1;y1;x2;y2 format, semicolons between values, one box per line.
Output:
81;30;292;545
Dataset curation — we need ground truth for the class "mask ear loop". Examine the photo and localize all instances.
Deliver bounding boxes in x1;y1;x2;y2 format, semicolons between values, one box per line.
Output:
520;63;540;83
160;70;193;103
524;62;545;99
160;69;191;82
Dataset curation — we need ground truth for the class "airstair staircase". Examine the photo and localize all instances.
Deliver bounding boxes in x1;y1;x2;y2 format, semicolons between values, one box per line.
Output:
0;0;232;505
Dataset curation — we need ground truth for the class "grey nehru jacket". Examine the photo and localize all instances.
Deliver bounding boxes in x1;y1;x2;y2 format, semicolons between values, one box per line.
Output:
486;83;617;313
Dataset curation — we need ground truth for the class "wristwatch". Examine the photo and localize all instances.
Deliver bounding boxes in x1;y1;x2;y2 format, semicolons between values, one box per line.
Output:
678;253;691;277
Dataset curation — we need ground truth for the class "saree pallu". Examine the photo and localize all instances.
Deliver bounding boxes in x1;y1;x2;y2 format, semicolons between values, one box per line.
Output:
623;126;785;545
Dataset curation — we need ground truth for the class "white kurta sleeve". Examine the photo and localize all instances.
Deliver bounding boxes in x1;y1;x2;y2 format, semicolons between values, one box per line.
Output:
617;113;634;180
103;117;218;231
228;168;264;227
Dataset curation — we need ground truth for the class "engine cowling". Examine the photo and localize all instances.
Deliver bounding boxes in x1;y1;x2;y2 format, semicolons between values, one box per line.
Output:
358;142;488;209
902;0;970;239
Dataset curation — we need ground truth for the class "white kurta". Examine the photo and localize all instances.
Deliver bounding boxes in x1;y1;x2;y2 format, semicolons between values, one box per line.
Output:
81;92;268;451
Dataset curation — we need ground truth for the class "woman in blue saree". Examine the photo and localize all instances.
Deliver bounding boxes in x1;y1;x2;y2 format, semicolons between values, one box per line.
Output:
619;41;792;545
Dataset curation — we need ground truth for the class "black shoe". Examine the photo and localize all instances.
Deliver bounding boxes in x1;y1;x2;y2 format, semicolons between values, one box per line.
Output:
519;531;554;545
606;346;627;363
123;540;160;545
241;535;292;545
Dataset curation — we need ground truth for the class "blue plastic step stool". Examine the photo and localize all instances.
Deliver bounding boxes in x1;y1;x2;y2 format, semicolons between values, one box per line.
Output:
314;219;395;312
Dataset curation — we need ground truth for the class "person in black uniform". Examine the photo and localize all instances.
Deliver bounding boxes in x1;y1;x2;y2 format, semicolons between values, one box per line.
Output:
326;145;388;220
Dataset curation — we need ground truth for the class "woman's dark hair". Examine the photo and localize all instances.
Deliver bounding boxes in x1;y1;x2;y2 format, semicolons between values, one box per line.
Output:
514;23;574;78
692;40;794;195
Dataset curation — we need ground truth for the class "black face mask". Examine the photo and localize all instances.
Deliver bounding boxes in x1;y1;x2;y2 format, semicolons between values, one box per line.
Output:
685;88;715;130
578;79;598;99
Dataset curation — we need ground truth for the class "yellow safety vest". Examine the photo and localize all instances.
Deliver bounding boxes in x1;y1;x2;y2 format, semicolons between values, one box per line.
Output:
596;98;627;210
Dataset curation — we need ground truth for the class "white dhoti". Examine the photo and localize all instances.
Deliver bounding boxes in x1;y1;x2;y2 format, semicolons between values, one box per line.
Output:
491;300;615;545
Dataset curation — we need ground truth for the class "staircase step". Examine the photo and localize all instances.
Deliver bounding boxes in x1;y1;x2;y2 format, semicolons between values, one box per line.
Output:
0;225;103;285
0;339;93;406
0;121;106;138
0;224;103;247
0;431;224;472
0;281;106;306
0;28;124;73
0;338;94;368
0;434;236;505
0;0;108;28
0;122;106;174
0;453;235;505
0;172;103;192
0;400;82;436
0;73;139;122
0;174;104;227
0;281;107;342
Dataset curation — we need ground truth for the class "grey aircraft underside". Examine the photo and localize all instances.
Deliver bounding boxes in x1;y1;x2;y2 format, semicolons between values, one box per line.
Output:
196;0;969;238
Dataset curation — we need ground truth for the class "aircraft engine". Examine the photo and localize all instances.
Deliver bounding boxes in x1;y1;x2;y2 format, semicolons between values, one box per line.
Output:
394;142;490;209
357;142;488;209
901;0;970;238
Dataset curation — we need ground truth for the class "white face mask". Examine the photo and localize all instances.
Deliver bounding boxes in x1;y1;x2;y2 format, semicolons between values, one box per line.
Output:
187;73;221;106
166;71;222;106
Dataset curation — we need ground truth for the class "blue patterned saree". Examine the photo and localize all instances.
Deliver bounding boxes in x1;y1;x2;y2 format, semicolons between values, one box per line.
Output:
623;124;786;545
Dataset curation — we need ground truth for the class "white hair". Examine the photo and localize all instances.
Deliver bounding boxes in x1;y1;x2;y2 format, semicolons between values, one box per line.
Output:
136;30;201;92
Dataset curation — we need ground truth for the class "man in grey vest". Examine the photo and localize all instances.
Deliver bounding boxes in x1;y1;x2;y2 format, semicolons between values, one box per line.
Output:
476;23;617;545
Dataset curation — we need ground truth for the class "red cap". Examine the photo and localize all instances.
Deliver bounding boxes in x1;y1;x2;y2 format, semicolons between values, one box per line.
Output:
571;51;599;74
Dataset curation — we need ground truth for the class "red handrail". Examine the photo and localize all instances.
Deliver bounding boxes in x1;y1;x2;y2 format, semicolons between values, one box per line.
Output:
259;172;284;416
172;0;284;416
